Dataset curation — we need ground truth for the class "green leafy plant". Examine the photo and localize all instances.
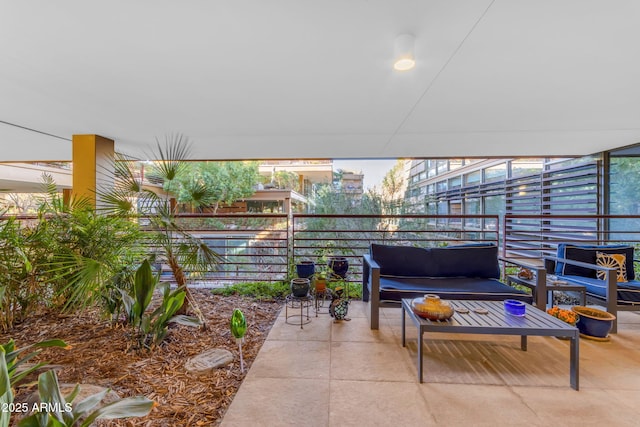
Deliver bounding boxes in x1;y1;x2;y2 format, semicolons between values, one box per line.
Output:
18;370;154;427
98;135;222;320
0;347;12;427
326;279;362;300
121;259;200;349
211;281;289;300
1;338;68;387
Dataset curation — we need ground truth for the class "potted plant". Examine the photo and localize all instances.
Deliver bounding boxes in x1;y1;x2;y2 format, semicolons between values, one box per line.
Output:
571;306;616;339
546;306;579;329
313;269;328;293
295;260;315;279
328;256;349;279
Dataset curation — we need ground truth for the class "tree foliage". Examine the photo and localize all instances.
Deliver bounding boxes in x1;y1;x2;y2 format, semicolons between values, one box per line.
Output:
610;157;640;214
175;161;259;213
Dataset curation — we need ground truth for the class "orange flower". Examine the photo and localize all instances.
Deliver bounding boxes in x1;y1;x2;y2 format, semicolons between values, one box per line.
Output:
546;306;578;325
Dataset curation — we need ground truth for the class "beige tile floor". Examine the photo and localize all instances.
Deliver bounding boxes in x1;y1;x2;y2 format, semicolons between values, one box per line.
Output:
221;301;640;427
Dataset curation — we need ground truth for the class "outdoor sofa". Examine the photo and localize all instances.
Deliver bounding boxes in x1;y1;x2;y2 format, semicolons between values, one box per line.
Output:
362;243;538;329
545;243;640;333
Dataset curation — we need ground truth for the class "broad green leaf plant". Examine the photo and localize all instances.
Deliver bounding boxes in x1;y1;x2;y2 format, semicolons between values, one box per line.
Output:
1;338;68;387
121;259;200;350
18;370;154;427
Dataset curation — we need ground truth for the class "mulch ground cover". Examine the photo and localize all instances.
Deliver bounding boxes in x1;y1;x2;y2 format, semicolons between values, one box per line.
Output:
2;290;283;426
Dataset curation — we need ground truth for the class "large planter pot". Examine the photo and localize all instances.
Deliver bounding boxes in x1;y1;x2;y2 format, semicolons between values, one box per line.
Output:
328;257;349;279
572;306;616;338
296;261;315;279
290;278;310;297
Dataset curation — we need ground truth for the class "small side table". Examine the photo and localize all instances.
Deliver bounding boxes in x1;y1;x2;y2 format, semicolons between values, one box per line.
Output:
285;294;312;329
507;275;587;307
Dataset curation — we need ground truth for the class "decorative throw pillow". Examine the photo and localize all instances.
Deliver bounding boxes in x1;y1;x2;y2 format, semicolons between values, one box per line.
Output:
596;252;628;282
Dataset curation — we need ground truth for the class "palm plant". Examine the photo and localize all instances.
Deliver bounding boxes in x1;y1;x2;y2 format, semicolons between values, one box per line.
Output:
33;176;146;312
97;134;222;320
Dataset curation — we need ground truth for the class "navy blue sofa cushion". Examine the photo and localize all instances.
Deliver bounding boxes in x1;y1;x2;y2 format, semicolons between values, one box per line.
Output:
555;275;640;305
371;243;500;279
378;276;533;304
370;244;432;277
426;245;500;278
555;244;635;280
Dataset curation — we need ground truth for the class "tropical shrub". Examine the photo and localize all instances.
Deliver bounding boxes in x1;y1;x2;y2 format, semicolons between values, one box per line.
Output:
0;214;38;331
120;259;200;350
211;281;290;300
39;204;145;312
0;348;12;427
98;136;222;319
0;338;152;427
1;338;68;387
0;175;147;329
18;370;154;427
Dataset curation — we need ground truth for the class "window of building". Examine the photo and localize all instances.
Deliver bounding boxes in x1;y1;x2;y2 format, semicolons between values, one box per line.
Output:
426;160;436;178
437;200;448;215
465;198;481;215
426;201;437;216
436;160;448;174
465;197;481;229
465;170;481;186
449;201;462;215
484;164;506;182
484;195;505;230
511;158;543;178
449;159;463;171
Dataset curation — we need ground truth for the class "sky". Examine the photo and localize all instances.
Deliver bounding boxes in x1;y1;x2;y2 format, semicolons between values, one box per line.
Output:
332;159;398;191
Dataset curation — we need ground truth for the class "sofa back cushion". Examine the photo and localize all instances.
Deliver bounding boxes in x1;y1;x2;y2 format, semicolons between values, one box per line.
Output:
555;244;635;281
370;244;432;277
370;243;500;279
427;244;500;279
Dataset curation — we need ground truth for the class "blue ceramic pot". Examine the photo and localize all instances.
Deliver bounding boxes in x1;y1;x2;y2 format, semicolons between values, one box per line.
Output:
572;306;616;338
296;261;315;279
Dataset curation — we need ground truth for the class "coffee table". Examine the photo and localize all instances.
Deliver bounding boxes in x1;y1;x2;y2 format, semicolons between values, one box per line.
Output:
401;299;579;390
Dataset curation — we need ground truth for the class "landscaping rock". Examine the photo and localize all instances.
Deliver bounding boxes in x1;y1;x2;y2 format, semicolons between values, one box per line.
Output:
185;348;234;375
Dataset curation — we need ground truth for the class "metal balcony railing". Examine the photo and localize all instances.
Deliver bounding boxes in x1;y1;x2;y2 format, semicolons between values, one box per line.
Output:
155;214;500;285
7;212;640;290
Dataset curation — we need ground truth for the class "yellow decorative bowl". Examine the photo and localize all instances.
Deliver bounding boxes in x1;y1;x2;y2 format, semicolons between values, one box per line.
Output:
411;295;454;321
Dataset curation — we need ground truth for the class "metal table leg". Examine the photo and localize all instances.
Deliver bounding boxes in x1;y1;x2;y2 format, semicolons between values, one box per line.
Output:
570;331;580;390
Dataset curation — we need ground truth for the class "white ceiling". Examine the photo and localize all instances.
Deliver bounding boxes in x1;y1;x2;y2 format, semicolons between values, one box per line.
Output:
2;0;640;162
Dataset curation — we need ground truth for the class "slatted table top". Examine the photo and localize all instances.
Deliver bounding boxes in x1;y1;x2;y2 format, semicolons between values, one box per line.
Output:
401;298;578;336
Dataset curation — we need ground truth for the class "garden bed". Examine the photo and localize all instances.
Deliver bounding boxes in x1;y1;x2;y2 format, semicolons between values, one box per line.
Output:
2;290;283;426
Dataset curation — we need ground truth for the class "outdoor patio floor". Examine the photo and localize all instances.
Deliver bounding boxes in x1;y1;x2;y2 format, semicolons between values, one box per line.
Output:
221;301;640;426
